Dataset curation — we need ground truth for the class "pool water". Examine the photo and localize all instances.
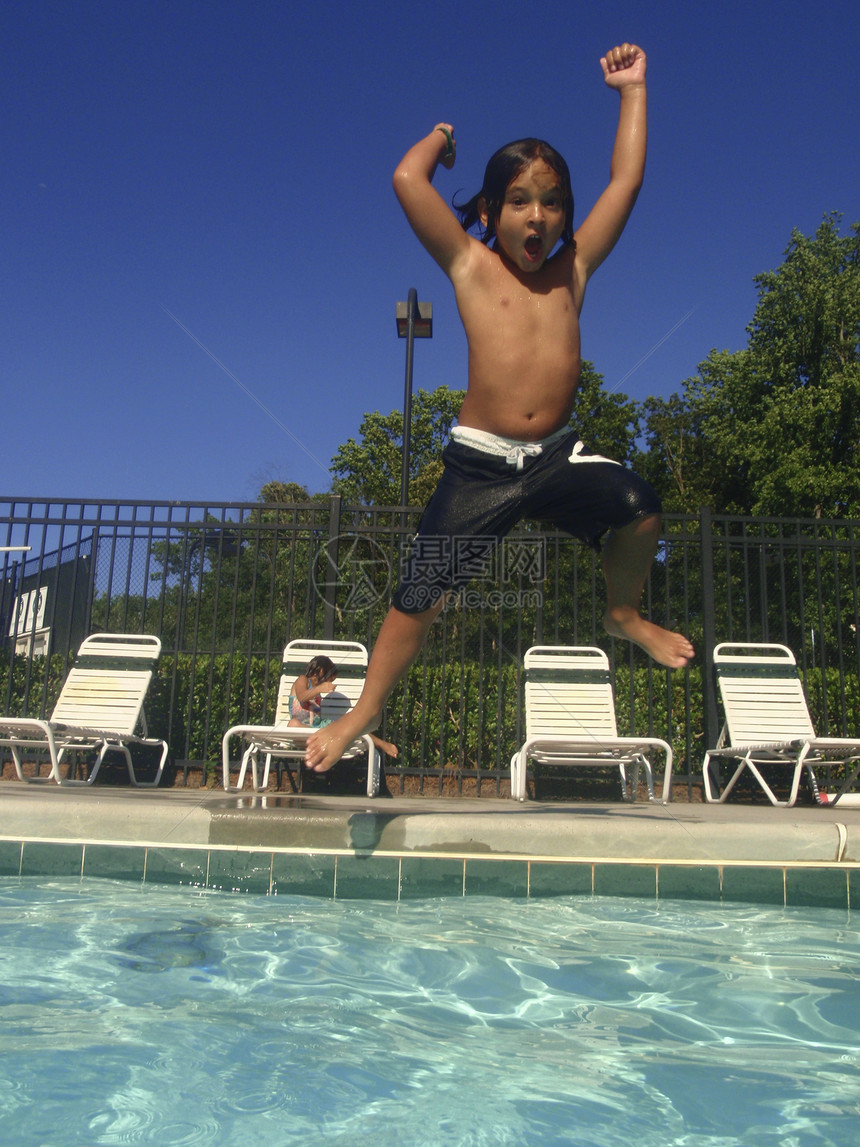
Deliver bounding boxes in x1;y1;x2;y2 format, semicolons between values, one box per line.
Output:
1;878;859;1146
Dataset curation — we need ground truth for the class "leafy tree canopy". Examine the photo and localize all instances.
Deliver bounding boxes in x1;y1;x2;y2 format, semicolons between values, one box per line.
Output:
329;386;465;506
571;361;641;465
638;215;860;517
258;480;311;503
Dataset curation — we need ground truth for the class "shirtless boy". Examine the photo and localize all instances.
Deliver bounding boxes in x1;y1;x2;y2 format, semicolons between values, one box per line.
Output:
307;42;694;773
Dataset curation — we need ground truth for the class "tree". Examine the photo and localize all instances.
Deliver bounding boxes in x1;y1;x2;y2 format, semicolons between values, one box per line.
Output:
258;480;311;503
572;361;642;464
741;216;860;517
639;215;860;517
330;386;465;506
633;392;712;513
634;349;761;515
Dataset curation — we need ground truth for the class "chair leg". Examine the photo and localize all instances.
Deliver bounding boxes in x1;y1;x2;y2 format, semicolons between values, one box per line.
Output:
83;742;126;785
703;752;725;802
511;751;528;801
234;745;254;791
746;761;790;806
835;759;860;802
250;749;264;791
638;754;656;801
366;742;381;798
10;745;27;781
128;742;169;787
619;762;634;801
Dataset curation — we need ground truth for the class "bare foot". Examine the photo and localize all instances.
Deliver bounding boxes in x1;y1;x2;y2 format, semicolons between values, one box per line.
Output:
306;708;380;773
604;607;694;669
371;736;398;758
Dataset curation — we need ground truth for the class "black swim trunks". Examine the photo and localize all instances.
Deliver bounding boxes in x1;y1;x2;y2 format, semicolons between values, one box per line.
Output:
392;426;661;614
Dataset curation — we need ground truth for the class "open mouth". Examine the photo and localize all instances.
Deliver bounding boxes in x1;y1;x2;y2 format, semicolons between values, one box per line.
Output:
524;235;543;261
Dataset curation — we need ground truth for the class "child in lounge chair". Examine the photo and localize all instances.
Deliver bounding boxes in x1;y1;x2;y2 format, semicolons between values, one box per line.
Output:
288;655;338;728
289;656;398;759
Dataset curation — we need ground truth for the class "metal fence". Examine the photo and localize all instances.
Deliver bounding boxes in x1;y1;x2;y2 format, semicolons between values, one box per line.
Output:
2;495;859;795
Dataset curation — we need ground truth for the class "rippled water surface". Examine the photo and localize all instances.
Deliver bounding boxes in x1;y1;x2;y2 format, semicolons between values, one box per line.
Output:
1;877;859;1146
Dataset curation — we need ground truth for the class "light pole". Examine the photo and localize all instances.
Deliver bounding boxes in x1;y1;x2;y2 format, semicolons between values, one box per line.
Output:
396;288;433;506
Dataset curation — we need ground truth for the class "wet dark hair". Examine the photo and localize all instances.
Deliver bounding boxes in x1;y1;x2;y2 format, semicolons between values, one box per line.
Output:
306;655;337;683
454;138;575;248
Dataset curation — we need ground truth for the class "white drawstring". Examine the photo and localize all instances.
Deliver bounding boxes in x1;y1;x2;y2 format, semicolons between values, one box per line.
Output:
451;424;569;470
505;443;543;471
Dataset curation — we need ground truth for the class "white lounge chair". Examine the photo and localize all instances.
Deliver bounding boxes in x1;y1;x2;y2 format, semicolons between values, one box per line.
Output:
0;632;168;786
703;642;860;806
221;639;381;797
510;645;673;803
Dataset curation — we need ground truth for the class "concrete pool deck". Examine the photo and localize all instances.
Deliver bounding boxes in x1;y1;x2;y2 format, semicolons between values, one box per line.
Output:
1;780;858;865
4;781;860;907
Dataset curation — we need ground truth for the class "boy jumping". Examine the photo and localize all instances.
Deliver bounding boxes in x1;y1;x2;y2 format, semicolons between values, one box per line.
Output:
307;42;694;773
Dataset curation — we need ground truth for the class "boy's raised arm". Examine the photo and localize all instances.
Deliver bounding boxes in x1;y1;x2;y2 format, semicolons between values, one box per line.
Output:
574;43;648;281
393;124;472;278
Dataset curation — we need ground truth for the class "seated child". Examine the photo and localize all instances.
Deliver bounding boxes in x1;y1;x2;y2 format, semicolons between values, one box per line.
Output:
288;655;337;728
289;655;399;758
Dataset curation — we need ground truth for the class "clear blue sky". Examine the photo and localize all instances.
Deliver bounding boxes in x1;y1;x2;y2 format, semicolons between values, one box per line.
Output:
4;0;858;502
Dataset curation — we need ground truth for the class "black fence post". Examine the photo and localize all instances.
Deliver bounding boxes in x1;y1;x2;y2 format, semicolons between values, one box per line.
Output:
323;495;342;641
699;505;719;752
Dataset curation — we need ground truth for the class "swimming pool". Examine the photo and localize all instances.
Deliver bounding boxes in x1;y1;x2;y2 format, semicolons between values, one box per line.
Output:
1;878;858;1146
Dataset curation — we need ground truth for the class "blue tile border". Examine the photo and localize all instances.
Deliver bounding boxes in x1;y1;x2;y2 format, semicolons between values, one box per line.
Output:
0;840;23;876
0;838;859;909
21;841;84;877
400;855;464;899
